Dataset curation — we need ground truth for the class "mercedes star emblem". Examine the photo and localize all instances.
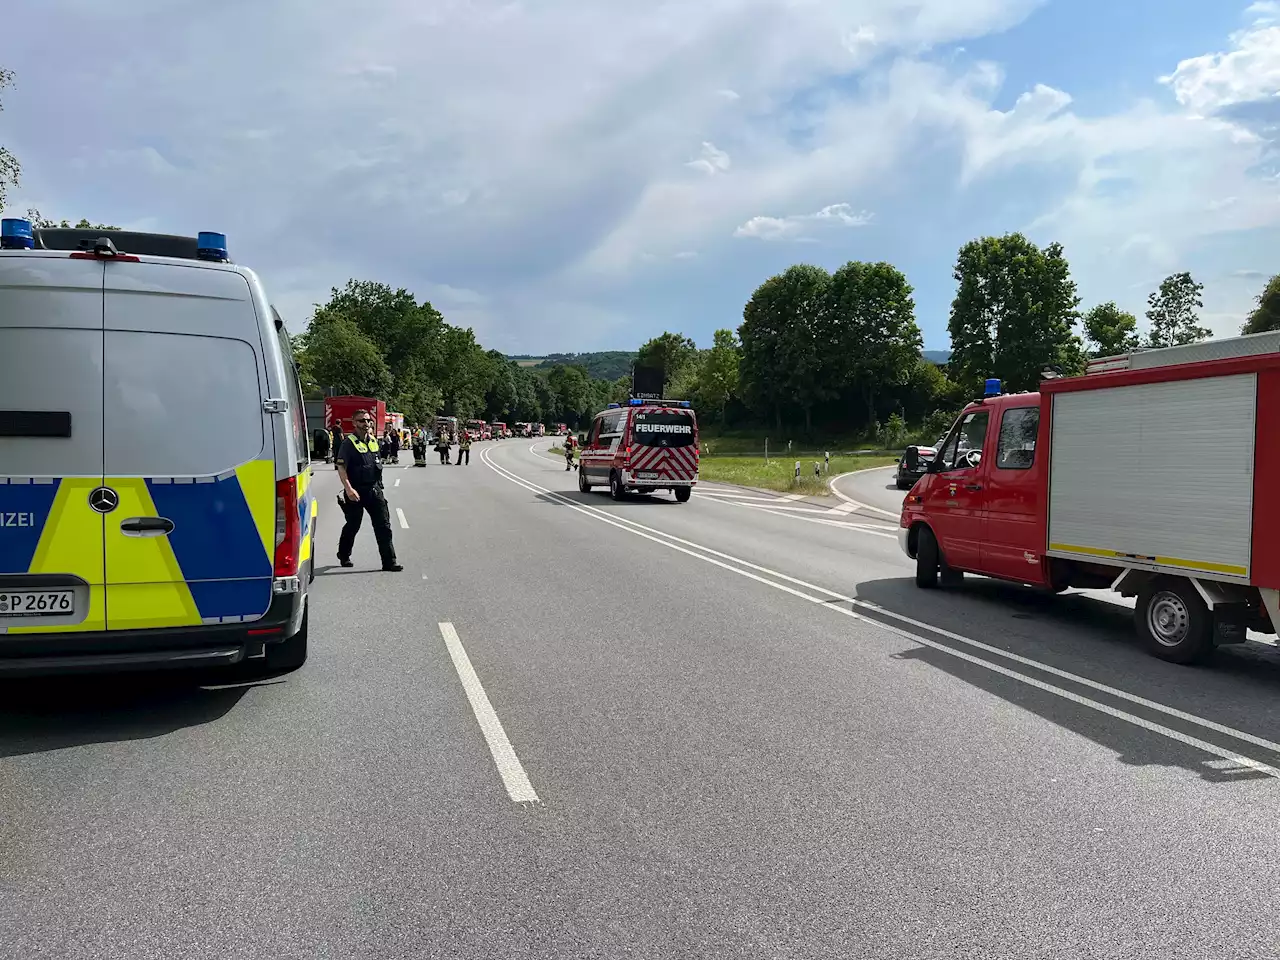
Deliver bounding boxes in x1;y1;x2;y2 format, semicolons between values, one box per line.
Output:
88;486;119;514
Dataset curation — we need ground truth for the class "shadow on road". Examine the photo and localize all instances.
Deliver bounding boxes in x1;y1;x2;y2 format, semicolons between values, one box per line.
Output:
0;673;277;759
534;488;686;508
854;575;1280;783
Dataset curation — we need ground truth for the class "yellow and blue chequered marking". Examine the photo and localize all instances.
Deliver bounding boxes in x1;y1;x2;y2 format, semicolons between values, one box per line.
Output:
1;460;287;633
1;476;107;633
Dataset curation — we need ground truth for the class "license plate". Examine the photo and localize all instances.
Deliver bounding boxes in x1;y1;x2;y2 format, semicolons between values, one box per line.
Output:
638;472;660;479
0;590;75;617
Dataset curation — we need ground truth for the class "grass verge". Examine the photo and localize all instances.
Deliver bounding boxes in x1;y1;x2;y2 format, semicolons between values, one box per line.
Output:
698;455;897;495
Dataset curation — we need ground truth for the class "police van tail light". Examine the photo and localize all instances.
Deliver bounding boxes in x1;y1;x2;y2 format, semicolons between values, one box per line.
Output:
274;478;301;577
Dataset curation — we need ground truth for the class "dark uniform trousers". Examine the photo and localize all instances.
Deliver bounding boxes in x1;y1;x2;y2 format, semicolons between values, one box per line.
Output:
457;445;470;465
338;486;397;567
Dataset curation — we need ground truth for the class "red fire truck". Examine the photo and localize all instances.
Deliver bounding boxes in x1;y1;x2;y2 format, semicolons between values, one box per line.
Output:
325;395;386;435
899;332;1280;664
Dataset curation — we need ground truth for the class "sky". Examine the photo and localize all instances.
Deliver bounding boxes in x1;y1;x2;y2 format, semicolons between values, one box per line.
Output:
4;0;1280;354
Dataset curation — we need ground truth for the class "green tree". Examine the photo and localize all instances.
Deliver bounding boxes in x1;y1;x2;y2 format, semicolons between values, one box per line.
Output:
636;331;697;393
298;316;393;398
739;275;792;429
826;260;922;427
1146;272;1210;347
1242;274;1280;335
947;233;1084;395
698;329;741;423
1082;301;1140;357
26;210;120;230
0;69;19;212
545;364;593;425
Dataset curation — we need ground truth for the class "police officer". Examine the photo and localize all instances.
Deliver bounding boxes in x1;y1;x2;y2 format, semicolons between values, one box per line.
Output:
335;409;403;572
457;431;472;466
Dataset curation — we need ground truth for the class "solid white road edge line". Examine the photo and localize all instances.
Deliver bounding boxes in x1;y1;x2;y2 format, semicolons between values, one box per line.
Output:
828;469;901;519
438;622;540;804
480;444;1280;773
396;507;409;529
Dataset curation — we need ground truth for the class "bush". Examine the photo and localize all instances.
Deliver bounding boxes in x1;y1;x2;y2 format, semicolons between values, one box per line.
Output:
913;408;959;445
877;412;909;450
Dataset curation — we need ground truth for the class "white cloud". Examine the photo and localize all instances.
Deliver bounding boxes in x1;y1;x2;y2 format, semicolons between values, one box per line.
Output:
734;203;874;240
1245;2;1280;24
687;142;730;175
1161;16;1280;115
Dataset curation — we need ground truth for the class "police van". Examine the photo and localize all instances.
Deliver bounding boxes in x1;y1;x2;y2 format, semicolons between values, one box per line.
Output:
0;219;317;677
577;399;699;501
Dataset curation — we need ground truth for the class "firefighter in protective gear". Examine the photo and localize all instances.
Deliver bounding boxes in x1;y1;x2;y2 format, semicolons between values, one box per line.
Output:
457;431;472;465
335;409;403;572
412;428;428;467
564;434;576;471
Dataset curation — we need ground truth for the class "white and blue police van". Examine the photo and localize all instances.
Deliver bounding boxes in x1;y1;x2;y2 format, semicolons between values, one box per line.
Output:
0;218;317;677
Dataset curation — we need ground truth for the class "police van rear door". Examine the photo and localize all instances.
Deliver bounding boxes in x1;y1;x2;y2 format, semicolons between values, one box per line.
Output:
0;255;108;635
101;262;276;630
629;407;698;482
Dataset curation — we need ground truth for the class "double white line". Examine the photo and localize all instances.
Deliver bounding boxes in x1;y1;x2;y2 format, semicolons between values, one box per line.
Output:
481;445;1280;779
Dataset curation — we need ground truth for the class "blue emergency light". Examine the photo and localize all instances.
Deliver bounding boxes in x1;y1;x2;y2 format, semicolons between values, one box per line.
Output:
196;231;228;262
606;402;621;409
628;398;644;406
983;378;1002;397
1;218;34;250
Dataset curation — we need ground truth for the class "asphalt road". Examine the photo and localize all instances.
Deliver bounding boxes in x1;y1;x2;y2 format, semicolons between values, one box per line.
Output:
4;438;1280;959
830;463;908;518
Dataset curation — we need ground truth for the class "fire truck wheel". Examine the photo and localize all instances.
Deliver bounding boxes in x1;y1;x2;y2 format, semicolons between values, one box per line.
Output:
578;467;592;493
1136;578;1214;665
915;527;940;588
674;487;692;503
609;471;625;501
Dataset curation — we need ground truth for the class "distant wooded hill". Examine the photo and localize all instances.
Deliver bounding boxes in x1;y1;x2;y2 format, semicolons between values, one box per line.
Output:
505;348;949;378
504;351;638;381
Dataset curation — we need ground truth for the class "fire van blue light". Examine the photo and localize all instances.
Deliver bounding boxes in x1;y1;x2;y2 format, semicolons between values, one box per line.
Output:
1;218;34;250
984;378;1002;397
196;231;228;262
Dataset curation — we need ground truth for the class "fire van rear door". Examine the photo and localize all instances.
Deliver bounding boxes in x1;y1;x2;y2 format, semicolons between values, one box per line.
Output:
629;409;698;481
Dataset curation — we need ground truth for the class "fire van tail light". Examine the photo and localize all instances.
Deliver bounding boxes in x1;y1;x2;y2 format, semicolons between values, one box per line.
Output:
274;478;301;577
623;446;631;468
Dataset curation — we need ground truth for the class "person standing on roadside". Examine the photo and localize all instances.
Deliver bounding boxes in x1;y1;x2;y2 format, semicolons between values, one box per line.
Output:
332;422;345;470
457;431;472;466
335;409;403;572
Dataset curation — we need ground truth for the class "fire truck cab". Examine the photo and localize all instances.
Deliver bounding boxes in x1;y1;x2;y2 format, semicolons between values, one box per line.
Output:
578;399;699;502
900;331;1280;664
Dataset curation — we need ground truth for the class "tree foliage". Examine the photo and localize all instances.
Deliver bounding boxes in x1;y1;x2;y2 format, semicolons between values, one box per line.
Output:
826;261;921;426
1242;274;1280;335
947;233;1084;395
1146;272;1209;348
636;332;698;391
1082;302;1140;357
25;210;121;230
698;329;741;423
0;68;19;213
